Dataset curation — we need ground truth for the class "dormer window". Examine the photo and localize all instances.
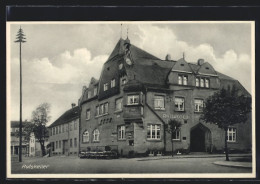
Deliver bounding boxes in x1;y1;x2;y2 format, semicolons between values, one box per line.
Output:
205;79;209;88
127;95;139;105
111;79;116;88
104;83;108;91
93;87;97;96
196;78;200;87
178;75;188;86
200;78;205;87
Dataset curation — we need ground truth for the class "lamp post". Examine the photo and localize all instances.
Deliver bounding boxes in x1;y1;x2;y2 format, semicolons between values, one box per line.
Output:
15;26;26;162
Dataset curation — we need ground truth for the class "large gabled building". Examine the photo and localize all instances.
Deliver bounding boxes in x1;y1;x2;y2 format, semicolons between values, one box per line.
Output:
78;38;251;156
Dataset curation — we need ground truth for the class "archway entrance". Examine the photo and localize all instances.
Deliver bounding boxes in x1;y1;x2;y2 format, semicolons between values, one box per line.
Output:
190;123;211;152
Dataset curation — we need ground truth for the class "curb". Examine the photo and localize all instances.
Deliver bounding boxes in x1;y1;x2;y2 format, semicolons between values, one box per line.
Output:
213;161;252;168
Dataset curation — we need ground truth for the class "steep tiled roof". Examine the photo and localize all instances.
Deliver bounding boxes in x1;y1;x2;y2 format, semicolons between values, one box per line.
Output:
48;106;79;128
11;121;31;128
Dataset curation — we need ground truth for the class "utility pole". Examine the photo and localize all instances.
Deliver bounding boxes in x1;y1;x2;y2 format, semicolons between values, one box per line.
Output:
15;26;26;162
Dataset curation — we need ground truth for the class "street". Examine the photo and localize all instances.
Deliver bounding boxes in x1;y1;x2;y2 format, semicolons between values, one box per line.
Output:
11;156;252;174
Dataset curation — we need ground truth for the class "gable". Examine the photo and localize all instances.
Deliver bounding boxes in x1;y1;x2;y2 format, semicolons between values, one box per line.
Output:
171;58;193;73
197;62;217;76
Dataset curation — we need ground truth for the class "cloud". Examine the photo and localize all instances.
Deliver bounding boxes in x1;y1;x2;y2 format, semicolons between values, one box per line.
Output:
10;48;108;123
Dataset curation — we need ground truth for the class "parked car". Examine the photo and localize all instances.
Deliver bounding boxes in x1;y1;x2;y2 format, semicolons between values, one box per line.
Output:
79;150;118;159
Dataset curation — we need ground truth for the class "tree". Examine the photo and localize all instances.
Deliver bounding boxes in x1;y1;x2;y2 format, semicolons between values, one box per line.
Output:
167;119;182;157
201;85;251;161
31;103;51;156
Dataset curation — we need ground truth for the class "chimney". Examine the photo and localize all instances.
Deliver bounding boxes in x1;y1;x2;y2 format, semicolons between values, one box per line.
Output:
165;54;171;61
71;103;76;108
197;59;204;66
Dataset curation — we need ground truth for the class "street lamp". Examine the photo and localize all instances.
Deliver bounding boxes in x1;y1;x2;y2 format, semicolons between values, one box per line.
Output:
15;26;26;162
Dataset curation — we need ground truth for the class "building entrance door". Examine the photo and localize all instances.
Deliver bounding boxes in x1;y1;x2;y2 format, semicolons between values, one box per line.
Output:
190;123;211;152
63;140;69;155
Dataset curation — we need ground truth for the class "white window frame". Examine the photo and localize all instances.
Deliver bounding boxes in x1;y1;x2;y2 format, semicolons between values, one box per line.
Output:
154;95;165;110
196;78;200;87
172;129;181;140
178;75;182;85
227;127;237;142
104;102;109;114
127;95;139;105
194;99;204;112
93;129;100;142
122;78;127;85
183;76;188;85
87;90;91;98
115;98;123;111
82;130;89;143
104;83;108;91
118;125;126;140
175;97;185;111
111;79;116;88
96;106;99;116
100;104;104;115
205;79;210;88
93;87;97;96
200;78;205;87
86;109;91;120
147;124;161;140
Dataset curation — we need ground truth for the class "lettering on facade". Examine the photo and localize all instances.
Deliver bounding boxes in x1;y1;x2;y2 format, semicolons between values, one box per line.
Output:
162;114;189;120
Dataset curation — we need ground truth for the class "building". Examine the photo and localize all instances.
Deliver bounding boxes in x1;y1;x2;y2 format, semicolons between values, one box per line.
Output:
10;121;30;156
48;105;79;156
28;132;49;157
78;38;251;156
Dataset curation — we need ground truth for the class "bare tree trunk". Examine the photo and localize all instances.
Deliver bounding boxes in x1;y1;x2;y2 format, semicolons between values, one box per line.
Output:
172;140;174;157
224;128;229;161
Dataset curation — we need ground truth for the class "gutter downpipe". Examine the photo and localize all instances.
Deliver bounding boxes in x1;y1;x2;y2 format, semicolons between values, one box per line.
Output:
145;87;167;154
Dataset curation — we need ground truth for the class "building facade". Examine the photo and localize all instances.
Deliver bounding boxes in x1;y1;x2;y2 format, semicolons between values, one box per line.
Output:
78;38;251;156
29;132;49;157
48;105;79;156
10;121;30;156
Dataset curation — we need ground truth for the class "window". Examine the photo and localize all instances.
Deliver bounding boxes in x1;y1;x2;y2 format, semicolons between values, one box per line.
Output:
115;98;123;111
70;123;73;131
147;125;161;140
62;124;64;133
104;102;109;114
74;121;77;130
66;124;68;132
200;78;205;87
96;106;99;116
178;76;182;85
196;78;199;87
56;127;58;134
205;79;209;88
175;97;185;111
59;125;61;133
127;95;139;105
86;109;91;120
50;129;52;136
70;139;73;147
111;79;116;88
100;104;104;115
52;127;55;135
82;130;89;143
59;140;61;148
118;126;126;140
172;129;181;140
94;87;97;96
88;91;91;98
56;141;58;149
74;138;77;147
104;83;108;91
154;95;165;110
178;75;188;85
194;99;204;112
227;127;236;142
122;78;127;85
93;129;100;142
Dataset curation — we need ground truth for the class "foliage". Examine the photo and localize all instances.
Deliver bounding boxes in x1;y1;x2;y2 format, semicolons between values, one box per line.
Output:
31;103;51;156
167;119;182;134
202;85;251;160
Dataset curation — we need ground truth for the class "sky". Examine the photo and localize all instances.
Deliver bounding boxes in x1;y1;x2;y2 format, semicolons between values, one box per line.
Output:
8;22;253;126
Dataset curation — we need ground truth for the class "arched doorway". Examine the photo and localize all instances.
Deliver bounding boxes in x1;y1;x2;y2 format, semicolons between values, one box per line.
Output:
190;123;211;152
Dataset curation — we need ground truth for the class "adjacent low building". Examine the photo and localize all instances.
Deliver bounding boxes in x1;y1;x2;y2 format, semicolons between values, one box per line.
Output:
28;132;49;157
48;105;79;156
78;38;251;156
11;121;30;156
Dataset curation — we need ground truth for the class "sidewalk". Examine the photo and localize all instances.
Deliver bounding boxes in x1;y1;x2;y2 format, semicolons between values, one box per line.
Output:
136;153;251;161
213;161;252;168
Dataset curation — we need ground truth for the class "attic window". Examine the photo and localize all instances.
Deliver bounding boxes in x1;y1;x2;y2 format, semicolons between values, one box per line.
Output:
205;67;209;70
180;64;184;66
